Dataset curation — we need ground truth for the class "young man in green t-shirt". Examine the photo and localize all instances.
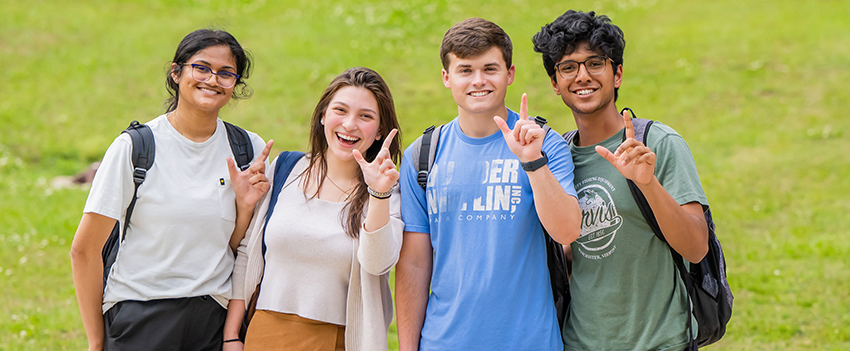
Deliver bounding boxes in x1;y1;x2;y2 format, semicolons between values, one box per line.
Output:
532;10;710;350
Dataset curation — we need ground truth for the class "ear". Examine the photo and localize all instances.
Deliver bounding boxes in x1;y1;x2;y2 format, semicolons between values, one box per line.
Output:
506;64;516;86
170;63;180;83
614;64;623;89
441;68;451;89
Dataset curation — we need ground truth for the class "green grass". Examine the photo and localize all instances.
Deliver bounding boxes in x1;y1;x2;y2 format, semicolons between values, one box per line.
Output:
2;0;849;349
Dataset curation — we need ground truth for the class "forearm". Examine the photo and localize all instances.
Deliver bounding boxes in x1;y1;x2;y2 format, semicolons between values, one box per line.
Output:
230;205;254;252
395;233;433;351
526;165;581;244
71;250;106;351
363;196;390;232
223;299;245;341
636;177;708;262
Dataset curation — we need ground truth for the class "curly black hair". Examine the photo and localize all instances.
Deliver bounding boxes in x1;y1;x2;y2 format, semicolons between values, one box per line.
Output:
532;10;625;99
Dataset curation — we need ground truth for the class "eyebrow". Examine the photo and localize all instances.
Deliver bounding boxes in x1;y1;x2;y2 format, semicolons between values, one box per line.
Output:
331;101;377;115
192;59;236;71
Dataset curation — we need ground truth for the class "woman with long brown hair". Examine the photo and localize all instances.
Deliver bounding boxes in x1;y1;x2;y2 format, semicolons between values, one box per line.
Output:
226;67;403;351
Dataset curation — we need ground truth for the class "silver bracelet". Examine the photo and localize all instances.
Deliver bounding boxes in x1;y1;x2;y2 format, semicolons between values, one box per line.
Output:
367;185;394;199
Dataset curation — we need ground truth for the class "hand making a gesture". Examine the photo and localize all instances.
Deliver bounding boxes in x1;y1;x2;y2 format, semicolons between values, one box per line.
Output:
494;93;546;163
228;139;274;211
595;110;656;185
353;128;399;195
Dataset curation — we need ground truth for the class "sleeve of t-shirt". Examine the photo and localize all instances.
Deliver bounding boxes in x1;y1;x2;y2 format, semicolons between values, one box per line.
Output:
399;143;431;234
82;134;136;221
541;130;578;198
649;123;708;208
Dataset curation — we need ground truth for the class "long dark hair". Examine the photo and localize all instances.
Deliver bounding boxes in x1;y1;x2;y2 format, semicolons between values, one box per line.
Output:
302;67;402;238
164;29;253;112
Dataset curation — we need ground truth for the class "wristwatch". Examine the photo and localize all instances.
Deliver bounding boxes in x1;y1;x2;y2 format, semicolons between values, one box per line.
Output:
521;151;548;172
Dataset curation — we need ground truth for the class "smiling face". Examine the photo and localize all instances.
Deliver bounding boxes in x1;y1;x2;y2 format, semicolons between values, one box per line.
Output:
551;43;622;118
442;46;515;119
322;85;381;163
171;45;237;114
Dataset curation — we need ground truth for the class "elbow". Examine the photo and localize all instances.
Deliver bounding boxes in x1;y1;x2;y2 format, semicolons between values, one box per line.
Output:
549;226;580;245
69;241;93;266
686;242;709;264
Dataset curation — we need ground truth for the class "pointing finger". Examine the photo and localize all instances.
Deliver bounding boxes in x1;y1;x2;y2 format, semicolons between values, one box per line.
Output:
623;109;635;140
226;157;239;181
520;93;529;120
258;140;274;163
381;129;398;150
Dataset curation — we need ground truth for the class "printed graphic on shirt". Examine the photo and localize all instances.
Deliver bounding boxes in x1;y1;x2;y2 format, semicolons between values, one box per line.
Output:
427;158;523;223
575;176;622;260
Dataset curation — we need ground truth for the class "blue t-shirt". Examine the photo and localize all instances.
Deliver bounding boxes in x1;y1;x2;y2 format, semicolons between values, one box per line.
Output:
399;110;577;351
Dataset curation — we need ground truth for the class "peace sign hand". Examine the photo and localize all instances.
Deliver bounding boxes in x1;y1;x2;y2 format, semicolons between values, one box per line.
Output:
228;139;274;210
594;110;656;185
494;93;545;163
353;129;399;194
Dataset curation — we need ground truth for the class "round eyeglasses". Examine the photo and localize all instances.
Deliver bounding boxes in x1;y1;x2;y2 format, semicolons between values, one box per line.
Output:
554;56;612;79
183;63;240;89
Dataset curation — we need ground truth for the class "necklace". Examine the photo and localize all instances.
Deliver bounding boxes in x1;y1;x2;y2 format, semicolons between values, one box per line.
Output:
325;175;355;200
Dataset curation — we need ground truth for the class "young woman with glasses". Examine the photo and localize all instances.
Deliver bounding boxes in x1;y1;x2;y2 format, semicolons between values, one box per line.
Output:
70;29;273;350
228;67;403;351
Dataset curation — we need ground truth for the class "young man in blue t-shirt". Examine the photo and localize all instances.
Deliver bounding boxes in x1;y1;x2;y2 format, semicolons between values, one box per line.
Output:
532;10;711;350
396;17;581;351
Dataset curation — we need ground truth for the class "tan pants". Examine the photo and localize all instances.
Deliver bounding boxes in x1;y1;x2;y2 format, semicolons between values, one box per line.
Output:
244;309;345;351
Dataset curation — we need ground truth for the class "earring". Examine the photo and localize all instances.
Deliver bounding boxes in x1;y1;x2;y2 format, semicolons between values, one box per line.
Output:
320;118;325;125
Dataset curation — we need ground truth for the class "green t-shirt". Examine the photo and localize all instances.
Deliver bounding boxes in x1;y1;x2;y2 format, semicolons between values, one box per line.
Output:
564;122;707;351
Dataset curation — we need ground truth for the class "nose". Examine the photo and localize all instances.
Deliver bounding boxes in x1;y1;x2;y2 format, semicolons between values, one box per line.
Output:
574;62;592;82
341;114;357;130
471;70;486;86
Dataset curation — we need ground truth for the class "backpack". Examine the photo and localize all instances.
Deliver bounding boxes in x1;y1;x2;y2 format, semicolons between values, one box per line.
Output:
101;120;255;291
239;151;305;341
562;109;733;348
409;117;571;332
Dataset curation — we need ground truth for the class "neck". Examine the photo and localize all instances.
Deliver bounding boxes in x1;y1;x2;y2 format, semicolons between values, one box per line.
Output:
457;105;508;138
572;104;623;146
168;105;219;142
324;150;360;183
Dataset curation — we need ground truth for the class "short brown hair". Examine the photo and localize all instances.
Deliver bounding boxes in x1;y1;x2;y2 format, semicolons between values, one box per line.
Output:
440;18;513;70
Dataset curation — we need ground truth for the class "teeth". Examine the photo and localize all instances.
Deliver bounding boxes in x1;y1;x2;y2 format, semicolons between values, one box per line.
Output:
577;89;595;96
470;91;489;97
200;87;218;93
336;133;359;142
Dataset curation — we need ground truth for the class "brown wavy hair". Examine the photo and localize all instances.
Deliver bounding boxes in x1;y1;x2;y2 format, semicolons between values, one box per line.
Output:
302;67;402;238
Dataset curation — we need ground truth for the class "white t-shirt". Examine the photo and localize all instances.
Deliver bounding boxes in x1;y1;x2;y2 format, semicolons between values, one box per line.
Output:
256;157;354;325
83;115;266;313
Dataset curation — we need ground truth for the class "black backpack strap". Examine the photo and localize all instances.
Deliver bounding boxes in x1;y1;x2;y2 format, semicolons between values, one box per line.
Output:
103;121;155;290
224;121;254;171
120;121;155;240
413;125;443;190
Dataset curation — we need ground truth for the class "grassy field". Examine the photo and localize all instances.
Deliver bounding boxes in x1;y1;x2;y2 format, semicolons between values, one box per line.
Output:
2;0;849;349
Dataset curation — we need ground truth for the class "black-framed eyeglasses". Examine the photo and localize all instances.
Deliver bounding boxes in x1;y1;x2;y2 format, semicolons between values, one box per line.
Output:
183;63;240;88
554;56;611;79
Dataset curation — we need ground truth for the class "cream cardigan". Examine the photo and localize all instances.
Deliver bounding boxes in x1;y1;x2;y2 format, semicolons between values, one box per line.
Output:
232;156;403;351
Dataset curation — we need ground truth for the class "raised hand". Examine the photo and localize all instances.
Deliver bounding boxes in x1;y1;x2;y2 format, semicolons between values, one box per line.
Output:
494;93;545;163
353;129;399;194
228;139;274;210
595;110;656;185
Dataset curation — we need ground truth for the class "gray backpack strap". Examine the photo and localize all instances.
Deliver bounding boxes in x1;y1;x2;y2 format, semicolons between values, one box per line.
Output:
412;125;443;190
629;118;653;144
